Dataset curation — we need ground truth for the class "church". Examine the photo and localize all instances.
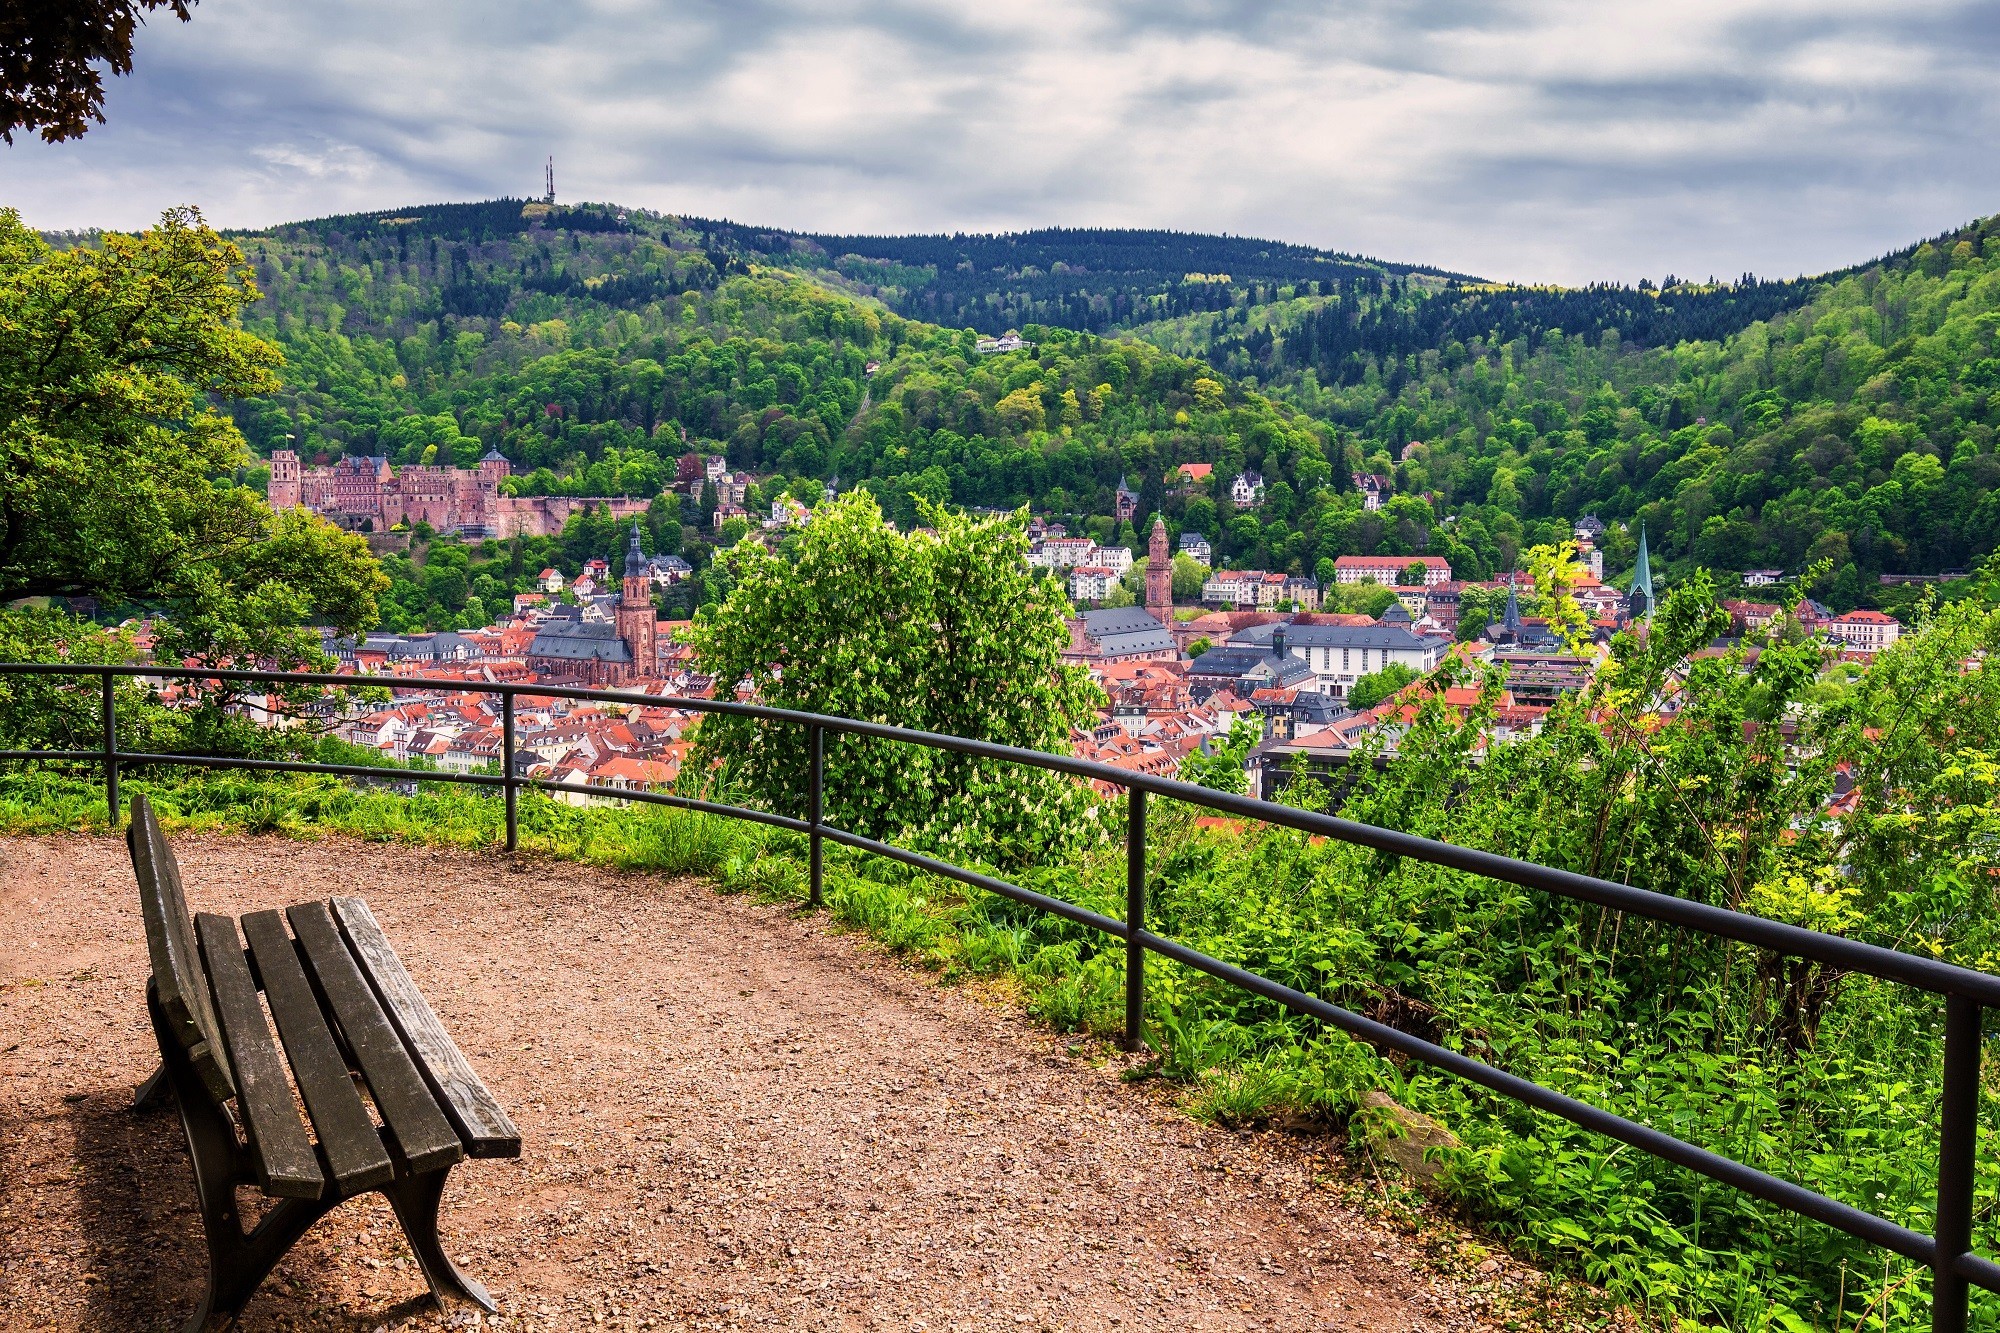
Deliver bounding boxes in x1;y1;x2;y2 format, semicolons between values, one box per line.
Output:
526;524;660;685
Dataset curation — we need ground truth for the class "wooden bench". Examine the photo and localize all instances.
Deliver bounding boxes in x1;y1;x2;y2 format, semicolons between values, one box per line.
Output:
127;793;521;1331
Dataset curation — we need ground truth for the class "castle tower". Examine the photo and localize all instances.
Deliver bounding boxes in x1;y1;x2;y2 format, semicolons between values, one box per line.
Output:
1145;516;1173;622
268;449;302;510
618;521;657;679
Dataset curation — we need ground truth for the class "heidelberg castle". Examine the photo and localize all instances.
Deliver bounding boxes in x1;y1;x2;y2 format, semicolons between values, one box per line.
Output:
266;449;649;538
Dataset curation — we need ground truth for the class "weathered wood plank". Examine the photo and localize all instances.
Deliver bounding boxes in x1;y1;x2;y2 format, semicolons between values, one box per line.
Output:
286;901;463;1175
239;909;394;1195
332;897;521;1158
130;795;235;1102
190;913;323;1199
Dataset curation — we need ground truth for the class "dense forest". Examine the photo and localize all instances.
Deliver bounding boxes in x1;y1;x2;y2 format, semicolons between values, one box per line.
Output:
124;198;2000;617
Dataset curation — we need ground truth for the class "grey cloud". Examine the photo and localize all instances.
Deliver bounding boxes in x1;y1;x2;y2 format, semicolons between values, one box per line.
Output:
2;0;1996;284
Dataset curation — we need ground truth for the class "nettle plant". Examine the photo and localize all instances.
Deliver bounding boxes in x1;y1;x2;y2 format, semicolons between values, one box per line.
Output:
686;491;1107;868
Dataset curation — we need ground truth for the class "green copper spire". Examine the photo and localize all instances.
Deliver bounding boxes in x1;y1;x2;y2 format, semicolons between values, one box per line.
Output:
1630;523;1655;618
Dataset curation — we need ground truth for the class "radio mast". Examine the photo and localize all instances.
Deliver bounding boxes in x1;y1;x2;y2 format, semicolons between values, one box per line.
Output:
543;157;555;206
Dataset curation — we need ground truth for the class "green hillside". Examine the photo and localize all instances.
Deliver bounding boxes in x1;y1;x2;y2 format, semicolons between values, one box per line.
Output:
189;199;2000;613
1132;219;2000;607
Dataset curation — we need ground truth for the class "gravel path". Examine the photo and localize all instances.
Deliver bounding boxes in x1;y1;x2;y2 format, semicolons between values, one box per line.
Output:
0;832;1515;1331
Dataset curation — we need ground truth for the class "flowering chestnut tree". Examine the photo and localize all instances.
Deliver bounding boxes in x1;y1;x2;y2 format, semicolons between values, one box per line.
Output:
688;491;1105;864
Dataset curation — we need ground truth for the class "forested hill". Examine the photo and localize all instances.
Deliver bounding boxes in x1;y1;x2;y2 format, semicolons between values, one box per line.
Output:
188;196;2000;611
701;222;1476;336
209;200;1370;634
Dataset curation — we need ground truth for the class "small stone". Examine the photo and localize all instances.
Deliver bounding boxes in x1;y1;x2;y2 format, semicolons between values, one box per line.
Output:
1357;1090;1460;1186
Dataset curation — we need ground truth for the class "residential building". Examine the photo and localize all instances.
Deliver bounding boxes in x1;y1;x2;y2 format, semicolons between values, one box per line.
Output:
1491;653;1596;707
1247;686;1349;741
1575;537;1605;579
1202;569;1259;606
1424;583;1464;632
1826;609;1901;653
1722;599;1782;635
1352;473;1391;511
1331;555;1453;588
1231;471;1264;506
974;331;1030;354
1115;479;1140;522
1069;566;1122;603
1171;463;1215;493
1177;533;1213;566
1743;569;1785;588
1028;537;1099;570
1201;569;1321;611
645;554;694;586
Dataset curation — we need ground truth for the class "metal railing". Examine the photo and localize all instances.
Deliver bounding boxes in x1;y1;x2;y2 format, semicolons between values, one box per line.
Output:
2;660;1995;1328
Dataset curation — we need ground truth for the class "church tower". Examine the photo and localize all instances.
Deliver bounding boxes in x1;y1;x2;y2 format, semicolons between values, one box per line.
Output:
618;522;657;679
1145;516;1172;622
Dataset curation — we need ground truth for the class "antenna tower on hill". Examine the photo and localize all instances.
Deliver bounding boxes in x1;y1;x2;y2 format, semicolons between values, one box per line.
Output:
544;157;556;206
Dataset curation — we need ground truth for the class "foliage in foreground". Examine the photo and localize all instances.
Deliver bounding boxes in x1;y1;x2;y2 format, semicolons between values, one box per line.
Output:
0;601;1988;1331
10;584;2000;1329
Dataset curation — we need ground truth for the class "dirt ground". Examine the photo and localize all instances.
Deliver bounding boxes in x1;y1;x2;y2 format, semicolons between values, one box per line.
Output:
1;831;1534;1331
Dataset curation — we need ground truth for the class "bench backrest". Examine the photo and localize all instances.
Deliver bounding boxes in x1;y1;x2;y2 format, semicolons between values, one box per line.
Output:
129;795;235;1103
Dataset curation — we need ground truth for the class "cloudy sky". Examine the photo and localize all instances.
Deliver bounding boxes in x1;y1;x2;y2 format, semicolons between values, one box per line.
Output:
6;0;1998;284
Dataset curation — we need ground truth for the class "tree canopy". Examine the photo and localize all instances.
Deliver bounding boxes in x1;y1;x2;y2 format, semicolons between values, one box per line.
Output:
0;0;196;143
687;491;1102;864
0;207;383;671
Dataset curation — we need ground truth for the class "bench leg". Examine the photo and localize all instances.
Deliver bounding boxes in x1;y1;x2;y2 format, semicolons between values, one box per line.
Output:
152;993;331;1332
133;1062;171;1110
383;1166;496;1314
182;1198;329;1333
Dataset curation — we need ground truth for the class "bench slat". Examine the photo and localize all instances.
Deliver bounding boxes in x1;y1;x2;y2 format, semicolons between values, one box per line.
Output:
190;913;323;1199
239;910;395;1195
332;897;521;1158
285;901;463;1175
133;797;235;1103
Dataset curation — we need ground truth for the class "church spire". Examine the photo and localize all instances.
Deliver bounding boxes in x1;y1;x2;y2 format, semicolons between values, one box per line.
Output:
1630;523;1655;619
1500;569;1524;643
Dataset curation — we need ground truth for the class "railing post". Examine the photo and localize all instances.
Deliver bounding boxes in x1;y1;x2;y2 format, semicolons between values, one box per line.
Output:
501;690;518;853
808;722;824;908
100;673;119;828
1934;995;1981;1333
1124;786;1147;1053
